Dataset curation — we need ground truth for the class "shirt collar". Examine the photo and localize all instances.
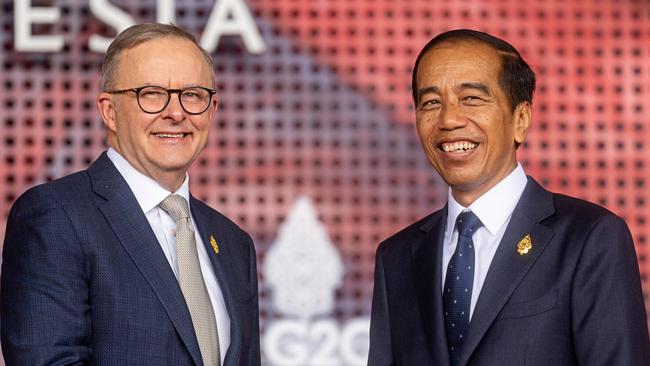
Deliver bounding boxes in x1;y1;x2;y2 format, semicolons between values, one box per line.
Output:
107;148;191;213
445;163;528;238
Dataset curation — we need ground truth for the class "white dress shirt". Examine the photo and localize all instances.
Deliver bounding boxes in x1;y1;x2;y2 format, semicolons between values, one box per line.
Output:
442;163;528;319
107;148;230;363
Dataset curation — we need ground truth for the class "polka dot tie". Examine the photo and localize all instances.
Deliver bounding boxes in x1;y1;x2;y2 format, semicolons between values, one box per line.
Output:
443;211;482;365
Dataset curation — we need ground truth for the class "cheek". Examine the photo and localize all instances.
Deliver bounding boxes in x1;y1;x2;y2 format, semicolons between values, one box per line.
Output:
478;113;511;144
115;108;142;130
416;116;436;139
417;128;434;150
192;114;213;130
115;118;136;139
195;122;212;140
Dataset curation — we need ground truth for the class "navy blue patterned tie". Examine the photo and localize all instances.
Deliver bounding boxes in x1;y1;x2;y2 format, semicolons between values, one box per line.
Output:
443;211;482;365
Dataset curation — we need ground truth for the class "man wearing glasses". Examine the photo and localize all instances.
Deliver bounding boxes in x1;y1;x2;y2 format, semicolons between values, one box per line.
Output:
1;23;260;365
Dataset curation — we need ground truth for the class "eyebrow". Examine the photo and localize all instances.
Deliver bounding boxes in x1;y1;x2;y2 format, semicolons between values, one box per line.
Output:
416;82;491;103
137;82;207;88
416;86;441;103
460;82;491;95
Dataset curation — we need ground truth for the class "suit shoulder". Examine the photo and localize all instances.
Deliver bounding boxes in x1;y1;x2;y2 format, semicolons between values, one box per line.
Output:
545;193;632;242
377;210;442;253
551;192;622;224
10;170;92;213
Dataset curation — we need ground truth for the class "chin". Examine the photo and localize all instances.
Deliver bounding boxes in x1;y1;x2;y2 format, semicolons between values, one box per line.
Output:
441;171;481;190
153;158;192;171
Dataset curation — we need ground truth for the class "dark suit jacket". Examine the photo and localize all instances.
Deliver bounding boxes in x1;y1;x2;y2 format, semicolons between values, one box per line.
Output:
368;177;650;365
1;152;260;365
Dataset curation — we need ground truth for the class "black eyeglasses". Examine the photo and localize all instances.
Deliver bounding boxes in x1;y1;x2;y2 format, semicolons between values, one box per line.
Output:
106;86;217;115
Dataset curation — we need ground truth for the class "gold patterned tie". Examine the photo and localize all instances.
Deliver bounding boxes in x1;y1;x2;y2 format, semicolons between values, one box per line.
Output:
159;194;220;366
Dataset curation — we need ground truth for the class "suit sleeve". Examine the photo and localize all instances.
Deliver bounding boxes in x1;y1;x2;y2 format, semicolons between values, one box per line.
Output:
246;234;262;366
571;214;650;365
368;245;395;366
1;188;91;365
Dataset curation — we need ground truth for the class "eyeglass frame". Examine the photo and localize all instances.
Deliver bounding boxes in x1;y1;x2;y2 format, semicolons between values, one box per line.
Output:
105;85;217;115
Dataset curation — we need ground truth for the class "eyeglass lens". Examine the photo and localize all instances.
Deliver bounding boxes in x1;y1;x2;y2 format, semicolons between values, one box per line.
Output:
137;86;212;114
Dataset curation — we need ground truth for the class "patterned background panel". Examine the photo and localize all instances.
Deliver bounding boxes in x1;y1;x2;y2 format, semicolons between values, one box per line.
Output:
1;1;649;364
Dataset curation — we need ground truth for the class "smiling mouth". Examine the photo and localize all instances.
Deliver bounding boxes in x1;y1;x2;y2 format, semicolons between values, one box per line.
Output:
153;133;189;138
440;141;479;153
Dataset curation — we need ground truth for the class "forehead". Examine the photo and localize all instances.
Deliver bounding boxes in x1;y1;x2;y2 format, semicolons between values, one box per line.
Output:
416;41;502;88
115;37;213;85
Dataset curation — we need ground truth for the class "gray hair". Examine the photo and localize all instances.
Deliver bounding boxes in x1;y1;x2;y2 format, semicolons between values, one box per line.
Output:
100;23;215;91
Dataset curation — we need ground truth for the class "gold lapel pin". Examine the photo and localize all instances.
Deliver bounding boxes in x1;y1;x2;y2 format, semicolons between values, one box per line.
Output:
517;234;532;255
210;235;220;254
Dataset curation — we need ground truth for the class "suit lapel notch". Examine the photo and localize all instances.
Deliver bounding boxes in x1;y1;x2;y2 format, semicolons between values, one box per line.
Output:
88;151;122;201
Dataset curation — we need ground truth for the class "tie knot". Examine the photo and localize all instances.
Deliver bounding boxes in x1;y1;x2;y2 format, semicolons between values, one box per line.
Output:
159;194;190;221
456;211;482;237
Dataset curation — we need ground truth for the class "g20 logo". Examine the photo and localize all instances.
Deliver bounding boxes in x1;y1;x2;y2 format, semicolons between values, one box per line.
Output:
264;318;369;366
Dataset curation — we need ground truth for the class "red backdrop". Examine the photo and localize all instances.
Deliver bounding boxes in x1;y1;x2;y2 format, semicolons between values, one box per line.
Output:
1;0;649;363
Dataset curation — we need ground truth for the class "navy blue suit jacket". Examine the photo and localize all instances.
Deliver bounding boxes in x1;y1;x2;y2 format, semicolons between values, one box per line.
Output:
369;177;649;365
1;152;260;365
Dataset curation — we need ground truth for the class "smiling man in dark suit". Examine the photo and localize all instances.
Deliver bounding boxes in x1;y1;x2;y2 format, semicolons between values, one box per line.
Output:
1;23;260;365
368;29;649;366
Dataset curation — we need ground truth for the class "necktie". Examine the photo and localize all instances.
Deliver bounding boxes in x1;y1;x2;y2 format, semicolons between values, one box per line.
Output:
159;194;220;366
443;211;482;365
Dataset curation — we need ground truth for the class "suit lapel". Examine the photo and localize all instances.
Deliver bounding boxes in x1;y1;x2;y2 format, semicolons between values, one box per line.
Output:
413;207;451;365
190;197;248;366
459;178;555;365
88;153;203;366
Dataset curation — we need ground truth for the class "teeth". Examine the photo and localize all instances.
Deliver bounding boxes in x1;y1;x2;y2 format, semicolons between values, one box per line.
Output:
155;133;185;138
441;142;478;152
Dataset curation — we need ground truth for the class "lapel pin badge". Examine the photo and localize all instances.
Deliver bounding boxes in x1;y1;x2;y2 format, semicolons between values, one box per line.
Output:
517;234;532;255
210;235;220;254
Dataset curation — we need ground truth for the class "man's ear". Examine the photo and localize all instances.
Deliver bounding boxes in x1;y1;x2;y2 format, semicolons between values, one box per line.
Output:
208;95;219;121
97;92;118;132
513;101;532;145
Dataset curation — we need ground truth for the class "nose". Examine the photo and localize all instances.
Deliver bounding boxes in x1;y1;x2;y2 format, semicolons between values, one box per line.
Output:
438;102;466;130
161;93;185;122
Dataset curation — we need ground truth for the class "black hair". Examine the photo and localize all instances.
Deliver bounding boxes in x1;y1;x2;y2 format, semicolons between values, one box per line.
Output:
411;29;536;111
